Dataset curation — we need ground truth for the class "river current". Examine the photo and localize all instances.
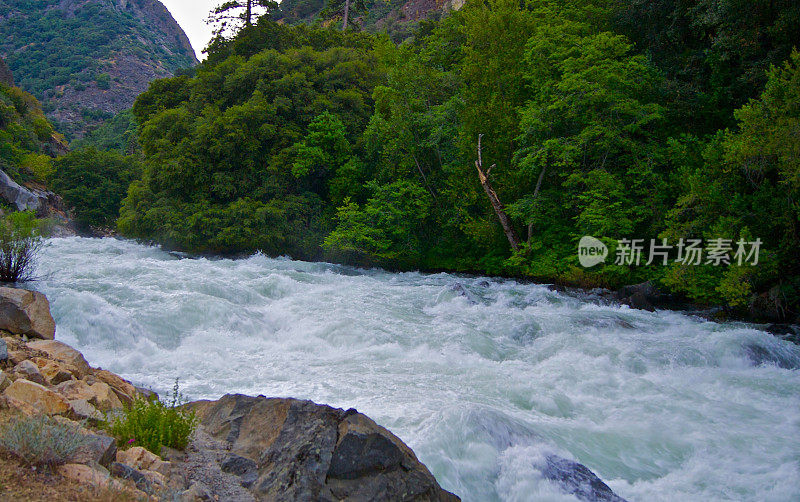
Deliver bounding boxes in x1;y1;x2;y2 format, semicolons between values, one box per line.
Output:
36;237;800;501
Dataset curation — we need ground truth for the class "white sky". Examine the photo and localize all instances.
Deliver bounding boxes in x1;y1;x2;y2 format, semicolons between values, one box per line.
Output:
160;0;220;60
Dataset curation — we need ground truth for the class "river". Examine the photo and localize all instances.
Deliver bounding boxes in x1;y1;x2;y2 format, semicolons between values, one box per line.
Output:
35;237;800;501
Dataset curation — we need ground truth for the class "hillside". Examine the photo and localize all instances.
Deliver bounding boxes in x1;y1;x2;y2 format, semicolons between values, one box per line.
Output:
0;0;198;139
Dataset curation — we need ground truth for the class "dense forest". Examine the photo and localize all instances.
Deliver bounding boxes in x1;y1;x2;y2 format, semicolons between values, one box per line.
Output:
49;0;800;321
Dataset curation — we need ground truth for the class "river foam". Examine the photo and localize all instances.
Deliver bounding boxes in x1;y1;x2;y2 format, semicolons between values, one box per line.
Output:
36;237;800;501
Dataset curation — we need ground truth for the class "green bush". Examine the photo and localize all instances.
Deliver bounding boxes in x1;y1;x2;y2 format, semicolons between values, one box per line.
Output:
108;380;197;455
0;415;92;469
0;211;43;283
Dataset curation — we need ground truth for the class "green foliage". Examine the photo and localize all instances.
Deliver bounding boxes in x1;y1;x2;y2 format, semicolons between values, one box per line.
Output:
108;380;198;455
0;415;92;469
324;180;431;266
117;2;800;318
50;148;142;228
0;83;61;182
0;211;43;283
0;0;196;100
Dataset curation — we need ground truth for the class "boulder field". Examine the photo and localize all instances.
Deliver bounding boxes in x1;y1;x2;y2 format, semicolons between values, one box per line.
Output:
0;288;628;501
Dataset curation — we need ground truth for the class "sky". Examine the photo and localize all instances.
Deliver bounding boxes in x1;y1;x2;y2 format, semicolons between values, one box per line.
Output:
160;0;220;60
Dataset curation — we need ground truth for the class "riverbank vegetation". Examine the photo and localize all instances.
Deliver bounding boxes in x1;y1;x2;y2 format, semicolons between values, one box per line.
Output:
52;0;800;321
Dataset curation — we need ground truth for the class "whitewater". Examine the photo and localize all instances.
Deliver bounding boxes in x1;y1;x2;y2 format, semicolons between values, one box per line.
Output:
35;237;800;501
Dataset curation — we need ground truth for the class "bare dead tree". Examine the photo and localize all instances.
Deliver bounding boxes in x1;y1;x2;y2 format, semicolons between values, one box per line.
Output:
527;164;546;242
475;134;521;252
342;0;350;31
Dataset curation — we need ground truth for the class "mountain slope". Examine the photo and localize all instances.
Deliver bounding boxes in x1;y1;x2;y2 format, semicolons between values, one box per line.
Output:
0;0;198;139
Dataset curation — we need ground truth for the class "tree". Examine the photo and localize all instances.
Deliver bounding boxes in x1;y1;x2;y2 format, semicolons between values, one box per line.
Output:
324;0;367;31
208;0;278;36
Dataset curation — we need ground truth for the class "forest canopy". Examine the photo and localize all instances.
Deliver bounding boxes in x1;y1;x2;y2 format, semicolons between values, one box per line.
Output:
88;0;800;320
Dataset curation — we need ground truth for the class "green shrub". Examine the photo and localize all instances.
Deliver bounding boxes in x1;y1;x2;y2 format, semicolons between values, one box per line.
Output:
0;415;92;469
108;380;197;455
0;211;43;283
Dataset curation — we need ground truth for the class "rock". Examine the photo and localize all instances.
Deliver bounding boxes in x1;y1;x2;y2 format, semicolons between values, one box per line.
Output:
12;359;46;385
57;463;130;492
55;379;123;412
0;370;10;392
449;282;479;304
0;337;7;362
135;385;159;402
221;453;258;488
27;340;90;377
614;281;676;312
88;381;124;411
0;170;48;213
541;455;627;502
33;357;76;385
190;394;459;501
3;379;70;415
93;369;136;406
742;343;800;370
181;481;215;502
110;462;152;493
117;446;162;472
69;399;105;422
70;433;117;468
764;324;800;345
0;394;39;416
0;287;55;339
141;468;167;489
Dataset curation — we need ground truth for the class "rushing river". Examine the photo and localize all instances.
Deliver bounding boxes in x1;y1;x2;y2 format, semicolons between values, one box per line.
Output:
35;237;800;501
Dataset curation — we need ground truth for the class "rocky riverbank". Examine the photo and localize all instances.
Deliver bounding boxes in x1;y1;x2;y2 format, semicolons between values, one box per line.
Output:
0;287;629;501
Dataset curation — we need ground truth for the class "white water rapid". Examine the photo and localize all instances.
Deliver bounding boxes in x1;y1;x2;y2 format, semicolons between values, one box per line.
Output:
35;237;800;501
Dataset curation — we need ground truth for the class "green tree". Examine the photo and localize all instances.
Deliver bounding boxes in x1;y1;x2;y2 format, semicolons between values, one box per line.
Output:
51;148;141;228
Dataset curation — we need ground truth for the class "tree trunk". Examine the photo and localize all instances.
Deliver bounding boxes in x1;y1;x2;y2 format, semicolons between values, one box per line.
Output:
246;0;253;25
342;0;350;31
527;164;546;242
475;134;521;252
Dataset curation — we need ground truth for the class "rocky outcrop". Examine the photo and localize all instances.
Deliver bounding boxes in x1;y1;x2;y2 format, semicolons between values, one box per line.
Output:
188;394;460;501
0;287;56;340
541;455;627;502
0;169;48;213
0;0;198;138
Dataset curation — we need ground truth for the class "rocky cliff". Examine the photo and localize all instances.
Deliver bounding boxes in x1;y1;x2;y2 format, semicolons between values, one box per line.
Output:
0;0;198;139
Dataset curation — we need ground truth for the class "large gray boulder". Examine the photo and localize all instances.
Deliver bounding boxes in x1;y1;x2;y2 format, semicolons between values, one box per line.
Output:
188;395;460;502
0;287;56;340
0;169;46;212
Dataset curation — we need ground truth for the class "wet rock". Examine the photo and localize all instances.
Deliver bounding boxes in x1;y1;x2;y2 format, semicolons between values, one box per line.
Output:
221;454;258;488
111;462;152;492
742;343;800;370
450;282;479;305
541;455;627;502
27;340;90;377
189;394;459;501
614;281;678;312
764;324;800;345
0;287;56;340
3;378;70;415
